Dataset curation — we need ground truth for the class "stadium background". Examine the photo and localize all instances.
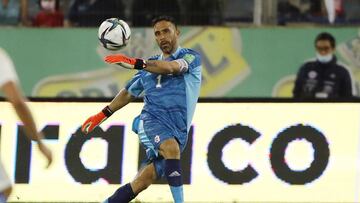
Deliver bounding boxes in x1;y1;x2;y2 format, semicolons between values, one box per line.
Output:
0;27;359;98
1;0;360;202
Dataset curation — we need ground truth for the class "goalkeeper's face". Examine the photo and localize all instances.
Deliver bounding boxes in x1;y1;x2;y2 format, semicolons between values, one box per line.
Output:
154;20;180;55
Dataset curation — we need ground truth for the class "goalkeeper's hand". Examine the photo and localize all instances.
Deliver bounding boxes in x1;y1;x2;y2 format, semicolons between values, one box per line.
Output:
81;106;113;134
104;54;146;70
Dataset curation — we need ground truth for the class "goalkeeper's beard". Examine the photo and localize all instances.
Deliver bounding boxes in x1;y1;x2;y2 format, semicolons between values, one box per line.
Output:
159;43;174;55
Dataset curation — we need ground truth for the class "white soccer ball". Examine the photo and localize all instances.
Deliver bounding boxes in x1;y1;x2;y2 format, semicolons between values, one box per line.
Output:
98;18;131;50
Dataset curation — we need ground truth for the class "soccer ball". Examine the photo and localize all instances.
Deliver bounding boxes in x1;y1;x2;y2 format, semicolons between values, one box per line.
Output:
98;18;131;50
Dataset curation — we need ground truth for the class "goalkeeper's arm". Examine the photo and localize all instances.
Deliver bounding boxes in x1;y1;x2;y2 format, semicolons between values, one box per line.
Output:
82;88;134;134
108;88;134;112
145;60;185;74
104;54;188;74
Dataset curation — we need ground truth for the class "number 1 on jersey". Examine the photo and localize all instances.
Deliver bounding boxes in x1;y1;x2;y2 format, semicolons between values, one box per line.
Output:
156;75;162;88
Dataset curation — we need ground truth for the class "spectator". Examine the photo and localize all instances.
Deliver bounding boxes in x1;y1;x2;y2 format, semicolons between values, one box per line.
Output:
334;0;345;19
132;0;181;26
293;32;356;99
223;0;253;23
307;0;323;17
20;0;41;26
183;0;223;25
0;0;38;26
0;0;21;25
33;0;64;27
305;0;345;24
67;0;125;27
277;0;312;25
343;0;360;23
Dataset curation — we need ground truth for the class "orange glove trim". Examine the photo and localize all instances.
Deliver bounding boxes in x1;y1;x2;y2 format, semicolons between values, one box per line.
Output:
104;54;136;64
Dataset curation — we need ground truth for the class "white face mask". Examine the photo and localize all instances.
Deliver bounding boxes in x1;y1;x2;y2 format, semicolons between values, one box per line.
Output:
41;0;55;11
316;52;333;63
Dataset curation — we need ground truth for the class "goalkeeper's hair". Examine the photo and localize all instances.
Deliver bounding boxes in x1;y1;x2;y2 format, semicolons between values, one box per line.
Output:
151;15;178;28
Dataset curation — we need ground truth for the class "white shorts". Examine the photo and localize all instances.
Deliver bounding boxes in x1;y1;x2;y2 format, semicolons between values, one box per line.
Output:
0;160;11;192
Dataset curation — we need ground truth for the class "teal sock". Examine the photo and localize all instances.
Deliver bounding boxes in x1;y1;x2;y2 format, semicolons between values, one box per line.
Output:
169;185;184;203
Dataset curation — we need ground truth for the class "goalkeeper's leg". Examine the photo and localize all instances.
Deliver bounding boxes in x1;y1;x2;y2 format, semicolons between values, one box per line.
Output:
159;139;184;203
104;163;157;203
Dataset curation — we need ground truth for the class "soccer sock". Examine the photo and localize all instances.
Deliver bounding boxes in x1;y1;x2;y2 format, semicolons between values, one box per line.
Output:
105;183;136;203
0;192;6;203
165;159;184;203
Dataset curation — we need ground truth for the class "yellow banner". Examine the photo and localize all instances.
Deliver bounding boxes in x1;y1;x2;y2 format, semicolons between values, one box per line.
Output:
33;28;249;98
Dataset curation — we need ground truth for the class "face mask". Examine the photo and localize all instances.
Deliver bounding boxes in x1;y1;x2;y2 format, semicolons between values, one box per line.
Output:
41;0;55;11
316;52;333;63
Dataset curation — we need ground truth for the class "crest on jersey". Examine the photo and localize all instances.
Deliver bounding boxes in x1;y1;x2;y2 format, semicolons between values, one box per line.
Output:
154;135;160;143
308;71;317;79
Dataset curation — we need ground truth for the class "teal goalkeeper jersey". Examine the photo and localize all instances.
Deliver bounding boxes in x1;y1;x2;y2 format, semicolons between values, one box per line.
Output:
125;47;202;149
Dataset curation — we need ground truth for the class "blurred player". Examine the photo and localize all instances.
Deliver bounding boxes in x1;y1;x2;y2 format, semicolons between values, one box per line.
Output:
0;47;52;202
82;15;202;203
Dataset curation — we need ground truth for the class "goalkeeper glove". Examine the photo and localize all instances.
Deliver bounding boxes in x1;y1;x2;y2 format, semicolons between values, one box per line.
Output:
81;106;113;134
104;54;146;70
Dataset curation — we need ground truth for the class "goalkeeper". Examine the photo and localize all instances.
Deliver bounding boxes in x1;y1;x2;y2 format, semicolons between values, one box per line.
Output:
82;15;202;203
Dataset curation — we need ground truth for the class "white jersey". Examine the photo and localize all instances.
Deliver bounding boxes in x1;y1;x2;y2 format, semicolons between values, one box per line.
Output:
0;160;11;191
0;48;18;87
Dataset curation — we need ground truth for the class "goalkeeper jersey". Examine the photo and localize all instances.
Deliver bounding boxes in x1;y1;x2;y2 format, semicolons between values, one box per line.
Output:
125;47;202;150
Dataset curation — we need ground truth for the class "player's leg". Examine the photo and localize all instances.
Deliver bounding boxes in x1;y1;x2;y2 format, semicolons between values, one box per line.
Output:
159;138;184;203
139;117;185;203
104;117;159;203
131;162;157;194
0;161;12;203
104;163;157;203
